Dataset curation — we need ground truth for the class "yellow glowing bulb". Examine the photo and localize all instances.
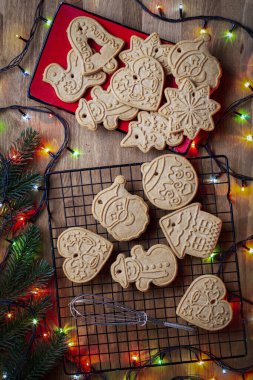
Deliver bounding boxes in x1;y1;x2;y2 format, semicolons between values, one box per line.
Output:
241;186;245;192
156;4;162;10
249;248;253;254
132;355;138;361
246;134;253;142
200;28;207;34
244;81;250;88
7;312;13;319
198;361;204;365
191;141;196;148
15;34;20;38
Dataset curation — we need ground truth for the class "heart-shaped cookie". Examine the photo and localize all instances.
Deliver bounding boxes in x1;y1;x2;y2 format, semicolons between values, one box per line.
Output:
57;227;113;283
111;56;164;111
176;275;233;331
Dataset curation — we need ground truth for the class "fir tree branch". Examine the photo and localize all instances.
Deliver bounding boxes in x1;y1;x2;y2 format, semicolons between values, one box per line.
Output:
8;128;41;166
21;330;68;380
0;297;51;350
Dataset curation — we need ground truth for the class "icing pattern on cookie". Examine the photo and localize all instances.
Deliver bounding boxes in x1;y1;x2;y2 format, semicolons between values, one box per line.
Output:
141;154;198;210
57;227;113;283
111;56;164;111
92;175;149;241
176;275;233;331
111;244;177;292
168;34;222;89
159;79;221;140
67;16;124;75
75;86;138;131
121;111;184;152
43;49;106;103
159;203;222;259
119;33;172;75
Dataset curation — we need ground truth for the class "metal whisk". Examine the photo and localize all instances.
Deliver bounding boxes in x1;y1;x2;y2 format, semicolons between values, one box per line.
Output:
69;294;195;332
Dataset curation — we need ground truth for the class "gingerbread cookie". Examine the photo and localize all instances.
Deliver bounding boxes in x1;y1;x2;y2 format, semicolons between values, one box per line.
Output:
67;16;124;75
168;34;222;89
176;275;233;331
57;227;113;283
121;111;184;152
119;33;172;75
92;175;149;241
141;154;198;210
111;244;177;292
159;79;221;140
111;56;164;111
159;203;222;259
75;86;138;131
43;49;106;103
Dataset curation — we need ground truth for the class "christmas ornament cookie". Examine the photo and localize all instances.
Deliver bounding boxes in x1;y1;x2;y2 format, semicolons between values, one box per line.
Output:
111;56;165;111
159;203;222;259
76;86;138;131
159;79;221;140
67;16;124;75
168;34;222;89
121;111;184;152
92;175;149;241
57;227;113;283
111;244;178;292
119;33;172;75
141;154;198;210
176;275;233;331
43;49;106;103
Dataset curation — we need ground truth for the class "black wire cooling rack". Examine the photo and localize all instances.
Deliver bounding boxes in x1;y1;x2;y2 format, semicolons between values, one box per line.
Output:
45;155;247;376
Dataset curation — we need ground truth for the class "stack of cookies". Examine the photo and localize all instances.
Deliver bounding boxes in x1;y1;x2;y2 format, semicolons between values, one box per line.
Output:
43;16;222;149
57;154;233;332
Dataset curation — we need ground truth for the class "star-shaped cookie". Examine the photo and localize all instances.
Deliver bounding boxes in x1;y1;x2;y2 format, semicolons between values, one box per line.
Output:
158;79;221;140
119;32;172;75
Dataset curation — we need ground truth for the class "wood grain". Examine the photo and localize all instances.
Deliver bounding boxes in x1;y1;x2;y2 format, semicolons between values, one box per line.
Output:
0;0;253;378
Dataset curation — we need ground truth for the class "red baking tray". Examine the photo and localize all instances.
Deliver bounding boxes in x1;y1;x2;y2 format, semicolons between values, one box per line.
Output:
28;2;191;154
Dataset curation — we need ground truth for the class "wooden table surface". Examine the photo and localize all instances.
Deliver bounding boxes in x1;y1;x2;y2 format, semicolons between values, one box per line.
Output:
0;0;253;378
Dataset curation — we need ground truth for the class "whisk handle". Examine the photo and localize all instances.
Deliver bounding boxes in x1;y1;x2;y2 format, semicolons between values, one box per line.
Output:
147;317;195;332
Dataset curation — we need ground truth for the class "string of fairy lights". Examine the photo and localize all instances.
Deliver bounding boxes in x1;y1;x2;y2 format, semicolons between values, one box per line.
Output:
0;0;253;379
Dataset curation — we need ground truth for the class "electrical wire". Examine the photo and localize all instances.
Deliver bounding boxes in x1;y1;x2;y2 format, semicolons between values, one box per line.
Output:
132;0;253;38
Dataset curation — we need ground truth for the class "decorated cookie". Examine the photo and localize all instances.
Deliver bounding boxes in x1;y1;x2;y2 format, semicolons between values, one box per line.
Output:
168;34;222;89
141;154;198;210
76;86;138;131
111;244;178;292
111;56;165;111
159;203;222;259
121;111;184;152
67;16;124;75
176;275;233;331
57;227;113;283
159;79;221;140
119;33;172;75
43;49;106;103
92;175;149;241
